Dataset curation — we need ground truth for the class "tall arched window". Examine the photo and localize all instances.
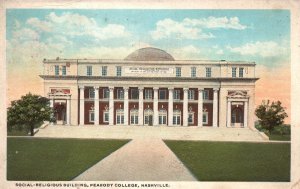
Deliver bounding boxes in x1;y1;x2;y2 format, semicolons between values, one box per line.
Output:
173;109;181;125
159;109;167;125
116;109;124;125
130;109;139;125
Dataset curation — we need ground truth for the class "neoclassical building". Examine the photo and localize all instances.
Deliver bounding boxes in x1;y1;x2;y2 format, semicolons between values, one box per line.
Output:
40;47;258;128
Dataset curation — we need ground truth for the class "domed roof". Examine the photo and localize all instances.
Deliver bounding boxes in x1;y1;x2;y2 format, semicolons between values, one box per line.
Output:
124;47;175;61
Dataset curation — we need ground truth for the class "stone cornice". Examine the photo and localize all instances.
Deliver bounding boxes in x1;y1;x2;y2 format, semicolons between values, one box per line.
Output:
39;75;259;82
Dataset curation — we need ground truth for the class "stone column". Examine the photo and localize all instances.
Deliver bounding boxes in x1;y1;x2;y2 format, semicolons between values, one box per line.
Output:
138;87;144;125
213;88;219;127
79;86;85;125
168;87;174;126
50;98;54;108
198;89;203;127
153;87;159;126
49;97;54;125
94;86;99;125
109;86;114;126
183;88;189;126
244;100;248;128
227;100;231;127
124;87;129;126
66;97;71;125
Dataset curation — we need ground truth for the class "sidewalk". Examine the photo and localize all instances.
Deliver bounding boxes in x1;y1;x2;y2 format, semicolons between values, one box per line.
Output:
73;139;197;181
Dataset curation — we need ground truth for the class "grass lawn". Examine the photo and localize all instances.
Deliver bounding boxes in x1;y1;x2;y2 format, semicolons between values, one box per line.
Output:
7;130;28;136
164;141;290;181
7;137;130;181
268;134;290;141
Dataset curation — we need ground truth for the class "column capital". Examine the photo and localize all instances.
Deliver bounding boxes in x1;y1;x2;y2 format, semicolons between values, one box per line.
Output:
93;86;100;90
213;88;219;92
79;86;85;90
153;87;159;91
198;88;204;92
168;87;174;90
109;86;114;91
183;87;189;92
138;87;144;91
123;87;129;92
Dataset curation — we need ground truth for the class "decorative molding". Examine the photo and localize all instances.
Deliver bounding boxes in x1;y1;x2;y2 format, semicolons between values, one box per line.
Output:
227;90;249;99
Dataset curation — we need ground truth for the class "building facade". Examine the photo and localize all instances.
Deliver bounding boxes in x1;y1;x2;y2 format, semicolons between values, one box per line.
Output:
40;47;258;128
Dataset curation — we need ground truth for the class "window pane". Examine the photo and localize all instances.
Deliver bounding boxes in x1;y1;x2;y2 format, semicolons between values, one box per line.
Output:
102;66;107;76
232;67;236;78
89;89;95;98
117;89;124;99
145;89;152;99
87;66;92;76
55;65;59;75
159;90;166;99
131;89;139;99
176;67;181;77
116;66;122;76
191;67;196;77
62;66;66;75
176;116;180;124
121;115;124;124
206;67;211;77
104;112;109;122
239;68;244;77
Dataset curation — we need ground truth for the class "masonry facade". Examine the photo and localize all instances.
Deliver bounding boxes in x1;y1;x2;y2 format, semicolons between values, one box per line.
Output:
40;47;258;128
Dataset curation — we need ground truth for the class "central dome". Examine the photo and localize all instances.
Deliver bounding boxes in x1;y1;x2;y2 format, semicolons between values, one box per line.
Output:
124;47;175;61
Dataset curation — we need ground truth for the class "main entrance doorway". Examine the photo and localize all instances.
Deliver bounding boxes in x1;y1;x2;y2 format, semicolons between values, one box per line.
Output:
231;107;244;127
54;102;66;124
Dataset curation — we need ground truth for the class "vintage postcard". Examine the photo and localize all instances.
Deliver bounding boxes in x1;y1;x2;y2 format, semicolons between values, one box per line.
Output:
1;0;300;189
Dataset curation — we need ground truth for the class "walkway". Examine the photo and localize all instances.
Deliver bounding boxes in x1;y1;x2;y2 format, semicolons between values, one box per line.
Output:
73;138;197;181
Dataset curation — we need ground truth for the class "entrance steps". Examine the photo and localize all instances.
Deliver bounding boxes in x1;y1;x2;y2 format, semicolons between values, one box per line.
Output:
35;125;268;142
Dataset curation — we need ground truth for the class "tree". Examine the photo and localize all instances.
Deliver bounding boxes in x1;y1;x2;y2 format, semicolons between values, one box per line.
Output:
255;100;288;134
7;93;53;136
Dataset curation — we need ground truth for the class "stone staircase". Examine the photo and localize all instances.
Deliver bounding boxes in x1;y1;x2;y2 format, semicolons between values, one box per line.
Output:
36;125;268;142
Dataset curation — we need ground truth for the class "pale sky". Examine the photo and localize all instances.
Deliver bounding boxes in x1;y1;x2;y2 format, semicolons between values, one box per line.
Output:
6;9;291;123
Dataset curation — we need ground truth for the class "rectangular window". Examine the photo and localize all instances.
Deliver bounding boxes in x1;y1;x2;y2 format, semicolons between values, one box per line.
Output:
102;66;107;76
173;90;180;100
62;66;66;76
87;66;93;76
203;112;208;124
232;67;237;78
89;88;95;99
159;90;167;99
131;89;139;99
188;113;194;124
55;65;59;75
103;88;109;99
188;90;195;100
103;111;109;123
206;67;211;77
116;66;122;76
203;90;209;100
175;67;181;77
89;111;94;122
239;67;244;78
145;89;153;99
117;89;124;99
191;67;196;77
